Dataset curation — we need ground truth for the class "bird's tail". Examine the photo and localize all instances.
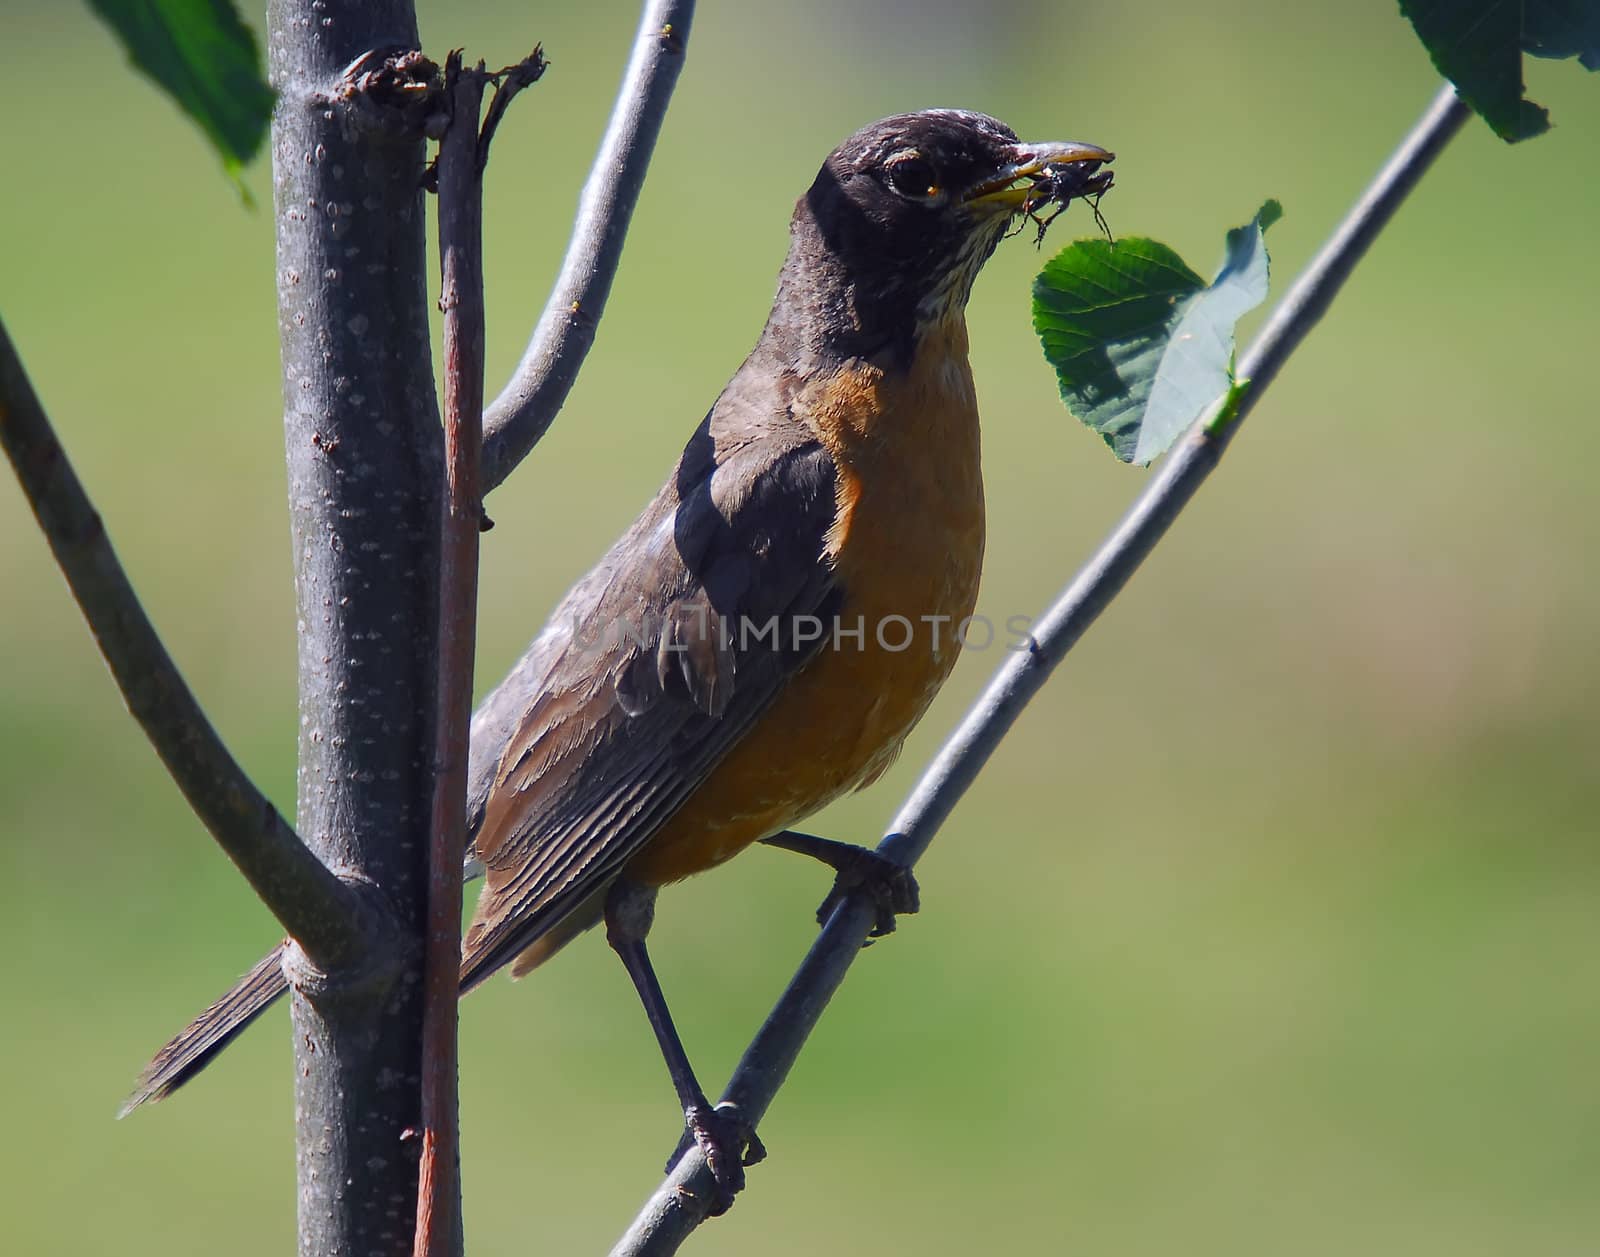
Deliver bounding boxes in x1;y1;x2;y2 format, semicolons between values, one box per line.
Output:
119;945;289;1117
122;654;545;1114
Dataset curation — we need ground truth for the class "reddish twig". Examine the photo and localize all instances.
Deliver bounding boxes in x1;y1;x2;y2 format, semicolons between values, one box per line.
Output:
414;50;488;1257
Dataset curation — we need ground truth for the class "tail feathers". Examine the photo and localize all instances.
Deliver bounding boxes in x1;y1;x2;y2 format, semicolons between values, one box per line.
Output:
120;945;289;1117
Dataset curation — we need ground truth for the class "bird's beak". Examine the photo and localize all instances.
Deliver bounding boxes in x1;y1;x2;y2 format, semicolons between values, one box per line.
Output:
963;140;1115;210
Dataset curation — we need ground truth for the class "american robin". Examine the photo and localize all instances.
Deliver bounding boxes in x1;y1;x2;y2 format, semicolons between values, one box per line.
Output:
124;109;1113;1197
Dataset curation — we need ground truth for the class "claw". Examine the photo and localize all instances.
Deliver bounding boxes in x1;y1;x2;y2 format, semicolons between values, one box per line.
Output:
668;1102;765;1214
761;832;921;940
816;849;920;939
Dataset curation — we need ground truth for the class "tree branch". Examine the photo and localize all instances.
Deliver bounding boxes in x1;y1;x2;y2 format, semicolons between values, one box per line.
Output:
413;50;487;1257
479;0;695;493
610;82;1473;1256
269;8;445;1253
0;313;383;973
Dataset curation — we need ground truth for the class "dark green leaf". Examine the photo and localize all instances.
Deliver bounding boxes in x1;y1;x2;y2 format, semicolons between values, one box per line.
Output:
88;0;274;178
1525;0;1600;69
1400;0;1546;141
1400;0;1599;144
1033;202;1281;466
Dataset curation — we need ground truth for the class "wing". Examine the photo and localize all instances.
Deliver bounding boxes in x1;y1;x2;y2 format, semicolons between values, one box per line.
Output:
459;409;840;990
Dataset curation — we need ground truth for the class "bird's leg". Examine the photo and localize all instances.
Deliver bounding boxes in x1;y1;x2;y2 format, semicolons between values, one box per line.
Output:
603;877;765;1212
760;830;920;938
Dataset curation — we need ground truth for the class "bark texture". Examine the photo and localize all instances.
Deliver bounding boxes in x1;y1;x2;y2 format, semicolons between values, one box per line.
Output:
267;3;442;1253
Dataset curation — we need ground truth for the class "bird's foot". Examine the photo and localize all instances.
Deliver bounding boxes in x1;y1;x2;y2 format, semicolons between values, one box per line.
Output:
815;846;920;939
762;831;920;939
667;1101;766;1215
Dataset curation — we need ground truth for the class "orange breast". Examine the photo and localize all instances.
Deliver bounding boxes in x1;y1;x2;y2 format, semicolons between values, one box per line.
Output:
626;318;985;886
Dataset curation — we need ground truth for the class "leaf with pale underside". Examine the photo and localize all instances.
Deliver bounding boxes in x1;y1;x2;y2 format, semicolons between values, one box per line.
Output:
1033;201;1281;466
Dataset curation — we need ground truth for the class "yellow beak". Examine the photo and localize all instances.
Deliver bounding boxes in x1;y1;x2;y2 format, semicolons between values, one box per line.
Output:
963;140;1115;209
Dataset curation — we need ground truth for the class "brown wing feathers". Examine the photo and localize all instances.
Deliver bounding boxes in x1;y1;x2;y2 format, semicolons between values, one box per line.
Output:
457;415;840;990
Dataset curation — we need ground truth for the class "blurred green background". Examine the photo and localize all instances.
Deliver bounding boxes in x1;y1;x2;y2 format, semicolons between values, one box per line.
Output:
3;1;1597;1252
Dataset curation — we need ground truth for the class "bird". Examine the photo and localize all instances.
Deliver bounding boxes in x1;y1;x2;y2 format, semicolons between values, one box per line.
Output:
123;108;1113;1200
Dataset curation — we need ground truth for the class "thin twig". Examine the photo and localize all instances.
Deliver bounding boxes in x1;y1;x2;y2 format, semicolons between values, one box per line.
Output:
477;48;548;168
0;314;383;974
610;82;1473;1256
479;0;695;493
414;51;488;1257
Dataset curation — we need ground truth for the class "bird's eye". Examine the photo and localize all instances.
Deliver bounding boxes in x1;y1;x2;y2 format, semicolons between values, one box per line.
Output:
885;153;938;200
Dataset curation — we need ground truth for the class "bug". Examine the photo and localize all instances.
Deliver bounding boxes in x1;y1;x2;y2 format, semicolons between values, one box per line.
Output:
1012;161;1116;246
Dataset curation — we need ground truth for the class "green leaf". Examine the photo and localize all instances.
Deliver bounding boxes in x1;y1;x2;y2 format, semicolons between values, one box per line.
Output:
1525;0;1600;69
1400;0;1599;144
88;0;274;180
1033;202;1281;466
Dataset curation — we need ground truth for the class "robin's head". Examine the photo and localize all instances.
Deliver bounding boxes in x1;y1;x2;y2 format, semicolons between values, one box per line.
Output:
767;109;1112;364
